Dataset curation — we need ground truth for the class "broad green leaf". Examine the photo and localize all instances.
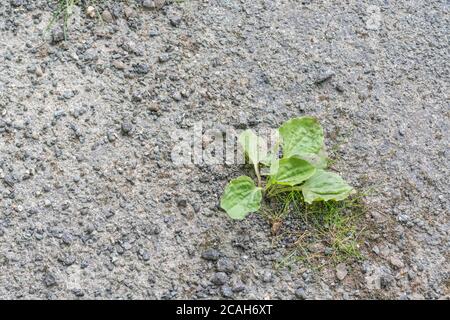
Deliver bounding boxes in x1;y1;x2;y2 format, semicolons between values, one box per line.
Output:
270;157;316;186
302;170;354;204
279;117;324;159
220;176;262;220
238;130;267;165
295;146;328;169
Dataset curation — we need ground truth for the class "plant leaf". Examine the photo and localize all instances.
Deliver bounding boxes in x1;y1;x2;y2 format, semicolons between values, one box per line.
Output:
238;129;267;165
302;170;354;204
270;157;316;186
220;176;262;220
279;117;324;159
294;146;328;169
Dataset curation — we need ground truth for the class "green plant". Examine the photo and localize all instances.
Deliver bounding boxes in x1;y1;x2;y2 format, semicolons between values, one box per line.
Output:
220;116;354;220
46;0;102;39
46;0;79;39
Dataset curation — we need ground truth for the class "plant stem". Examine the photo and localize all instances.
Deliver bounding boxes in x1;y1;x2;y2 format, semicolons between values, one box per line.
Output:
254;163;262;187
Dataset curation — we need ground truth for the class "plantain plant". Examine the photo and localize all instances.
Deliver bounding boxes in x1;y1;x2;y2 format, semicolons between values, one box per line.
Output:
220;116;355;220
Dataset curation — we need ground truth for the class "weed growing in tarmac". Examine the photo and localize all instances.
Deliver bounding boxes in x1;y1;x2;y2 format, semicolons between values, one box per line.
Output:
220;116;354;220
220;116;366;266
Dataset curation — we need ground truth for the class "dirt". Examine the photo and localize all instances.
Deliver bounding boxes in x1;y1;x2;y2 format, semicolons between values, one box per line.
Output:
0;0;448;299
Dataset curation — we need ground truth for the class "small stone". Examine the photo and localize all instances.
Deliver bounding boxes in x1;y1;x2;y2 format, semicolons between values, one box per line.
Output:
390;256;404;269
133;63;150;75
380;274;395;289
112;60;126;70
123;7;134;19
86;6;96;18
295;288;307;300
107;130;117;142
216;258;235;273
139;249;150;261
143;0;165;10
10;0;25;7
211;272;228;286
27;65;36;73
62;90;75;100
336;263;348;281
221;285;233;298
131;90;143;102
61;255;76;266
43;273;57;287
231;279;246;293
3;175;15;187
169;15;182;27
149;29;160;37
54;110;66;119
201;248;220;261
148;104;160;112
72;289;84;297
334;83;345;92
82;48;98;61
142;0;154;9
121;121;133;135
172;91;182;101
158;53;170;63
101;10;113;23
262;270;273;283
177;198;187;207
51;28;64;44
62;233;72;245
315;69;335;84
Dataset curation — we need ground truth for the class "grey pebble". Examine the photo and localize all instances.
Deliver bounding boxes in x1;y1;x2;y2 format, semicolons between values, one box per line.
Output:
216;258;235;273
177;198;187;207
336;263;348;281
201;248;220;261
101;10;113;23
143;0;166;10
159;53;170;63
169;15;182;27
221;285;233;298
295;288;307;300
51;28;64;44
139;249;150;261
211;272;228;286
107;130;117;142
142;0;153;9
132;63;150;75
149;29;160;37
315;69;335;84
72;289;84;297
43;273;57;287
262;270;273;283
172;92;182;101
54;110;66;119
121;121;133;135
